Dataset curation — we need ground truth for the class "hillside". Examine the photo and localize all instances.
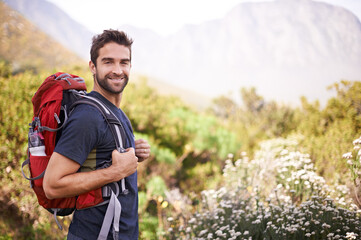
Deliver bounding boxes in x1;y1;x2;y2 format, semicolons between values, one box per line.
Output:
123;0;361;105
3;0;93;60
132;74;212;110
5;0;361;105
0;2;84;73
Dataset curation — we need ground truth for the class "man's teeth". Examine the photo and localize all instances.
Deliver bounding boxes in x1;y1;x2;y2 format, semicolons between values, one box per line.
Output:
109;77;124;81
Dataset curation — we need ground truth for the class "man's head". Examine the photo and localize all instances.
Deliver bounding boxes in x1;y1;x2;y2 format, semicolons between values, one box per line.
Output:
90;29;133;66
89;30;133;96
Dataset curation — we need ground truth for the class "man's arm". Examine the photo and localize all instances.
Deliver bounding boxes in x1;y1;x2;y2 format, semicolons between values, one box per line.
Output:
43;148;138;199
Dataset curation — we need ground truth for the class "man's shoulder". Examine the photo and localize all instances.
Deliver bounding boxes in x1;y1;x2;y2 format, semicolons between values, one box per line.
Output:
69;103;106;125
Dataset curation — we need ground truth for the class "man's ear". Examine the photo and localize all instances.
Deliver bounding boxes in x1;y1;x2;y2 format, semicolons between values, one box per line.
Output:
89;61;96;75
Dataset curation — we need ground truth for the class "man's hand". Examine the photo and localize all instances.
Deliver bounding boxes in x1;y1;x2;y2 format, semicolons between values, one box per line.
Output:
110;148;139;181
135;139;151;162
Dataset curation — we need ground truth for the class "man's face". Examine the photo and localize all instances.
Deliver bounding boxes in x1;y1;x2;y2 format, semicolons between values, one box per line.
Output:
90;42;131;94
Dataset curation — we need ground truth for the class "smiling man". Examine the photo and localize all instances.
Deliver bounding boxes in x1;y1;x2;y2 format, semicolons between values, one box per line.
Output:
43;30;150;240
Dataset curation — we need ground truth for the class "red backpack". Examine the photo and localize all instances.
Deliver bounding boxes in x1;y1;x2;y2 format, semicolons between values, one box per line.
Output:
22;72;127;237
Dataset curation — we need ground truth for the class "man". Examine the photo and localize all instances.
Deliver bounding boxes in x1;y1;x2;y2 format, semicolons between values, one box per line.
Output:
43;30;150;239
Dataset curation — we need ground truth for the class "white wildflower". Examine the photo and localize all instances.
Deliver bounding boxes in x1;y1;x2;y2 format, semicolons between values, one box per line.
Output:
346;232;358;240
253;219;261;224
322;223;331;229
343;152;353;159
215;230;224;237
199;230;208;236
353;137;361;146
188;218;196;224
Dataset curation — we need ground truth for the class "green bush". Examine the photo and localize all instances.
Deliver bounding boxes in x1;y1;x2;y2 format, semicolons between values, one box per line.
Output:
166;137;361;240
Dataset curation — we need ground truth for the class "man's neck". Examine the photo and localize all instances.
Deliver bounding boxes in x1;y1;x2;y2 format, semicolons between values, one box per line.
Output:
93;86;123;108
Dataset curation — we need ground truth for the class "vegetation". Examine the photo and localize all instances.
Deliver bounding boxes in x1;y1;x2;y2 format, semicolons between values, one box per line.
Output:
0;60;360;239
209;82;361;182
0;2;83;74
166;137;361;239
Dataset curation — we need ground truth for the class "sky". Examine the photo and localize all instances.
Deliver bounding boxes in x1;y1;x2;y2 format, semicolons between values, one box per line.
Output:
47;0;361;36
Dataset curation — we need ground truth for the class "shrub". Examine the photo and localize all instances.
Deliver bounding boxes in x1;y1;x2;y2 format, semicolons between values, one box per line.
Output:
343;135;361;207
165;137;361;240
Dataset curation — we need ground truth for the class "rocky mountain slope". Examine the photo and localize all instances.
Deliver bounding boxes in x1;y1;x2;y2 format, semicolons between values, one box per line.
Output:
4;0;361;104
124;0;361;104
3;0;93;60
0;1;83;72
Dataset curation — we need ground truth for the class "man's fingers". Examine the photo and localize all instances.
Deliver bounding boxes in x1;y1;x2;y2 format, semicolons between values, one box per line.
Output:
125;147;135;153
135;143;150;149
135;138;147;144
136;148;149;153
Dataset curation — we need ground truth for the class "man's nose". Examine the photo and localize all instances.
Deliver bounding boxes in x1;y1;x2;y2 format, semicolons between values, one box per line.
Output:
112;64;123;75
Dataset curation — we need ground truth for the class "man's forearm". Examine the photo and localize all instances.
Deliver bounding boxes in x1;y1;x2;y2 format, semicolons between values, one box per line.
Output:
44;167;116;199
43;150;138;199
43;152;117;199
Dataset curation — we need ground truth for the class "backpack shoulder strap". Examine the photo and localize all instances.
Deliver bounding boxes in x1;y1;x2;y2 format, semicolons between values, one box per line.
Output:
70;95;127;152
70;95;130;239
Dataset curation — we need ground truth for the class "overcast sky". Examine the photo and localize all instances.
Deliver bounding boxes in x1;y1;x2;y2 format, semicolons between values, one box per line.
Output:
47;0;361;36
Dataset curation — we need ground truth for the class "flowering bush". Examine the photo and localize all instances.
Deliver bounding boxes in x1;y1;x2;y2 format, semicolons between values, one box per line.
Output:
343;136;361;207
165;136;361;239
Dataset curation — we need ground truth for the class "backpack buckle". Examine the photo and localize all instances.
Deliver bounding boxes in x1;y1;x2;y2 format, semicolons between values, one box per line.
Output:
102;182;120;198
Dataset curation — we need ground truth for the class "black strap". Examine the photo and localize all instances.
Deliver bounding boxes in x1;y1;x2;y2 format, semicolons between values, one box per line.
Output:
70;96;127;151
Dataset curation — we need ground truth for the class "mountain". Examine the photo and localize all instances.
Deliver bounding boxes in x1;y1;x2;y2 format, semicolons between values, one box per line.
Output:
123;0;361;105
1;1;212;109
4;0;361;105
132;73;212;110
3;0;93;60
0;1;83;72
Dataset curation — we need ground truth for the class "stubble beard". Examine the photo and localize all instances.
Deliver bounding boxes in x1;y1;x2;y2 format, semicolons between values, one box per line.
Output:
95;72;129;94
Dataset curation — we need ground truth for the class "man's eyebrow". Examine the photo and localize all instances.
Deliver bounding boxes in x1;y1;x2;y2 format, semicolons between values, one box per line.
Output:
101;57;130;62
101;57;114;62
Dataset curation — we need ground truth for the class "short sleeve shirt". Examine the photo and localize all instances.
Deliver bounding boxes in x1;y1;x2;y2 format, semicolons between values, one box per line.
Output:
54;91;138;240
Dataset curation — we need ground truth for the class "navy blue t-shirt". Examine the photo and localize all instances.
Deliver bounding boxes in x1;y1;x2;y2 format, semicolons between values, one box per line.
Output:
54;91;138;240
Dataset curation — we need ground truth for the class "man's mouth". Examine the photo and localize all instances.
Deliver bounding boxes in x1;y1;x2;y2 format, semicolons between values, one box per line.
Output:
109;77;124;82
108;75;125;83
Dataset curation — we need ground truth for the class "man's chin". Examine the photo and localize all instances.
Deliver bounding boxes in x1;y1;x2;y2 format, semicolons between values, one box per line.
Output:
108;85;128;94
96;77;128;94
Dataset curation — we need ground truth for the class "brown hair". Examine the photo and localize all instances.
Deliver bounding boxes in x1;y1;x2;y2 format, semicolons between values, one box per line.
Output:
90;29;134;66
